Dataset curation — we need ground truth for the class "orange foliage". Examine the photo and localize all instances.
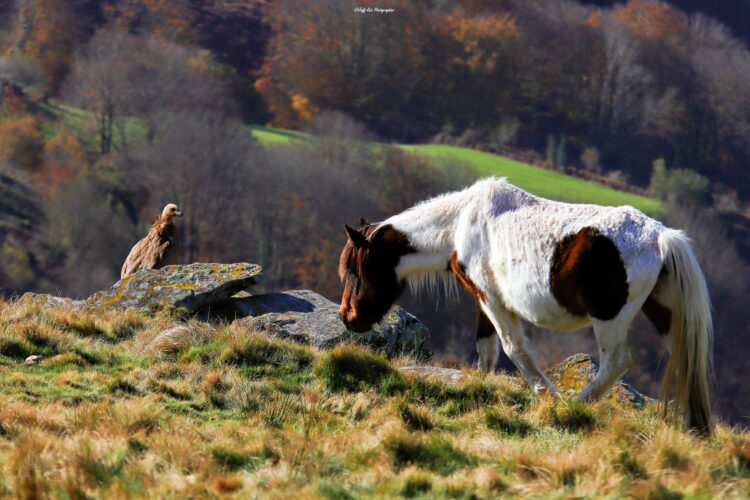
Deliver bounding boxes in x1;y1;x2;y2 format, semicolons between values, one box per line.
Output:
584;11;602;29
0;115;44;171
290;93;318;124
446;12;518;72
34;130;88;196
255;76;300;128
614;0;685;43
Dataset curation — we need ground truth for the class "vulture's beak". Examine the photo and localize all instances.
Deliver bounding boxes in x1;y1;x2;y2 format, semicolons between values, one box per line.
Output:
175;210;184;217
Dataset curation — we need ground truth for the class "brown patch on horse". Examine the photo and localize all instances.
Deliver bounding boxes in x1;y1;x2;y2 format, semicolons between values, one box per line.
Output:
449;250;487;303
642;296;672;335
338;223;416;332
550;227;628;321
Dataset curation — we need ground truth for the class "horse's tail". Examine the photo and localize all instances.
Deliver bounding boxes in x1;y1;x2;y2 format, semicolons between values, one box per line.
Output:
657;229;713;435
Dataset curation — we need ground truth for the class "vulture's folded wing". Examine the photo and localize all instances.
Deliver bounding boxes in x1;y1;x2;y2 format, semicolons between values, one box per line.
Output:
121;228;175;278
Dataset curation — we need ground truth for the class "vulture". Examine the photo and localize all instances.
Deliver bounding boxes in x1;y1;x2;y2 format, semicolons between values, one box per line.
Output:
121;203;183;279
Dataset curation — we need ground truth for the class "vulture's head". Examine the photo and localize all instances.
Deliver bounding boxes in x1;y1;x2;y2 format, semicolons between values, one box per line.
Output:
162;203;184;220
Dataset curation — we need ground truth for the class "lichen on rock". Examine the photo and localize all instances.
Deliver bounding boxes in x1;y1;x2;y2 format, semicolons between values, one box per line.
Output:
545;353;652;406
87;263;262;313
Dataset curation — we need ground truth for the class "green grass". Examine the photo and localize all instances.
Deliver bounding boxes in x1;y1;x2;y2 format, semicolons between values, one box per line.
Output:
249;125;662;215
249;124;309;144
403;144;662;214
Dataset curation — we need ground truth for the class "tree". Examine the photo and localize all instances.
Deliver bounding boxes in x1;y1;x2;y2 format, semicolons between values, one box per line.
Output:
10;0;83;93
257;0;436;139
103;0;197;43
64;29;232;153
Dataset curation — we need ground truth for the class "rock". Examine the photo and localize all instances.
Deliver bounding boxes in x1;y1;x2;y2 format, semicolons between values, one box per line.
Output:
25;355;43;365
232;289;431;359
18;293;85;309
398;365;466;384
87;263;262;314
545;353;652;406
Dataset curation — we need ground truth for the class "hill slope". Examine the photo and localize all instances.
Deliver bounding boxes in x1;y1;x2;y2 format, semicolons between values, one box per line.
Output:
0;299;746;497
250;125;662;215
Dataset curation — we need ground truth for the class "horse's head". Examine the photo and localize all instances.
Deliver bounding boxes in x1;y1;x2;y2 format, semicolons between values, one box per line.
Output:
338;219;414;332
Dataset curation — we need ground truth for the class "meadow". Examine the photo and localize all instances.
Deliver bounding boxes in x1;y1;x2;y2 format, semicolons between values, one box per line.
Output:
249;125;661;215
0;298;747;498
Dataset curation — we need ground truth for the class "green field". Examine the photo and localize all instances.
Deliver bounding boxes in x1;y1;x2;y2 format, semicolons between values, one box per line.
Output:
249;125;662;215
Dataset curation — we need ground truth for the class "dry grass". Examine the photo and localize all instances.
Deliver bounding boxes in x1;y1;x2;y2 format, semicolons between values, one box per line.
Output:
0;297;747;498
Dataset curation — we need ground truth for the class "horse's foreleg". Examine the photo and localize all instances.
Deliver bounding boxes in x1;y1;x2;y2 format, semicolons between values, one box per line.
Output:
476;303;500;373
480;300;555;394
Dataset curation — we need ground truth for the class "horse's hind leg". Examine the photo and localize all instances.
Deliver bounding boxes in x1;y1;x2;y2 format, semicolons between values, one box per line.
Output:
480;300;555;394
476;303;500;373
578;299;645;402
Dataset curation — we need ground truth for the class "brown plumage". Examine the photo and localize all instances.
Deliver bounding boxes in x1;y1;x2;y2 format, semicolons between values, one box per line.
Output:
121;203;183;279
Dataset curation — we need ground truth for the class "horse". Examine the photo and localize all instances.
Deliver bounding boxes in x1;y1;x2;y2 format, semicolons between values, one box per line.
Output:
338;177;713;435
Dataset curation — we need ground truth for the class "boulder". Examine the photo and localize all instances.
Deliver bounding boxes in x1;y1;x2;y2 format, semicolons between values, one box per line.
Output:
545;353;652;406
232;289;431;359
398;365;466;383
86;263;262;313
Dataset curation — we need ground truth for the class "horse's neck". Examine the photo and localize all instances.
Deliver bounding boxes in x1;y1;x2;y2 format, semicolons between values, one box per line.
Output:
386;191;470;252
385;189;473;278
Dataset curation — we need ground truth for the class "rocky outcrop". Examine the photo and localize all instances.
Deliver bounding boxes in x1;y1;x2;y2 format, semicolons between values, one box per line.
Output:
232;289;431;360
545;353;652;406
87;263;262;313
21;263;262;315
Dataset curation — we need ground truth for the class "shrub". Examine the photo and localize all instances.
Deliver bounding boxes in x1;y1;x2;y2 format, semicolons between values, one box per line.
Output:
0;336;33;359
315;345;404;393
220;334;312;372
648;159;710;206
580;147;601;173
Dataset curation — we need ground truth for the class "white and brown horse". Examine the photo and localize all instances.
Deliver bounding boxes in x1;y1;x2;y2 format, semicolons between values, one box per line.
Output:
339;178;713;434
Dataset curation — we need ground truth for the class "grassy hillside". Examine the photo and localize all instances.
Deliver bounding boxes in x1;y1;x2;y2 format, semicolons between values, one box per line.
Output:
0;299;747;497
249;125;662;215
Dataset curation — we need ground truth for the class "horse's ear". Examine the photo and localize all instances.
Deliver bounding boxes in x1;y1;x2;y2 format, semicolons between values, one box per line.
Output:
359;217;369;227
345;224;367;248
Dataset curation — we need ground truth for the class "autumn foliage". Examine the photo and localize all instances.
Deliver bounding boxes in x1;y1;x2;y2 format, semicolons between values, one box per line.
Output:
0;115;44;171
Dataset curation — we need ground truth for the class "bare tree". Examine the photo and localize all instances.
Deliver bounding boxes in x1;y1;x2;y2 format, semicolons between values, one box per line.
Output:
64;30;233;154
129;109;261;264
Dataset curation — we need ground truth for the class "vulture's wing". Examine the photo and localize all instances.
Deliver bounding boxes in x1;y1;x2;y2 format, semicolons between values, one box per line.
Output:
120;226;176;278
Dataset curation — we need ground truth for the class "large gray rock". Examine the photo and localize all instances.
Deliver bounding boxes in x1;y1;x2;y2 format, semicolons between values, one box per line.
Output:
232;289;431;359
86;263;262;313
545;353;652;406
